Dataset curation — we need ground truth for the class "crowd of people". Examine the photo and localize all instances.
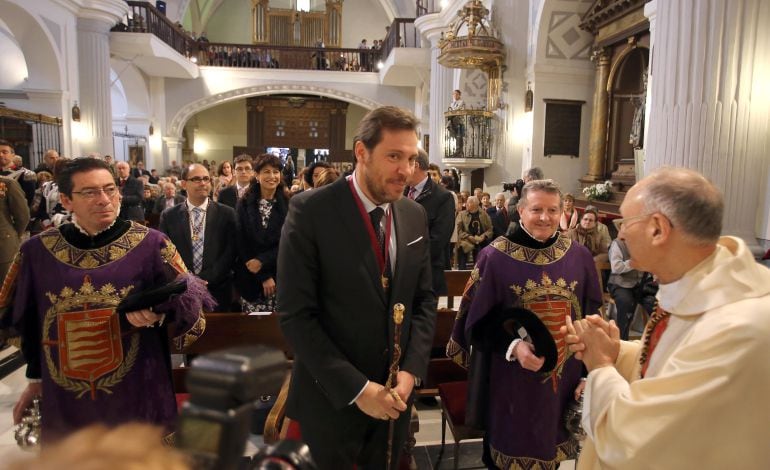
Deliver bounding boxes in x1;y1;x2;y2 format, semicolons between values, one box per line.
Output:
1;108;769;469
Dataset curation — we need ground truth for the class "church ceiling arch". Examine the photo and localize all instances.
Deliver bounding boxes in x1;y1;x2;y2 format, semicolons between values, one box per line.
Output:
0;0;62;92
168;84;383;138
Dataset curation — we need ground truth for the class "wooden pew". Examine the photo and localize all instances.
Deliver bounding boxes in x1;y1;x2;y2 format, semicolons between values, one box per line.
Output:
169;313;292;393
416;269;472;398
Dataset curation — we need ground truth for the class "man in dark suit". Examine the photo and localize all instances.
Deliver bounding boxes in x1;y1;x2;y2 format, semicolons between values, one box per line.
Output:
405;149;455;296
217;154;253;209
159;164;236;312
487;192;510;240
153;182;185;214
115;161;146;222
131;160;150;179
277;106;436;469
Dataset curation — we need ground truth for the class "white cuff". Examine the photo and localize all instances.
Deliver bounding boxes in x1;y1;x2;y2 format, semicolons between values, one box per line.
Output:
27;378;42;384
349;380;369;405
505;339;523;362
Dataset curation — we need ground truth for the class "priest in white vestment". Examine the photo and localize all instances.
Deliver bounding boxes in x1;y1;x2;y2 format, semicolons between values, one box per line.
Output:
565;167;770;470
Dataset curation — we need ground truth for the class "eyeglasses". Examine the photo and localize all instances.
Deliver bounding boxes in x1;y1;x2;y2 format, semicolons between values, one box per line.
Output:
186;176;211;183
234;167;253;173
613;213;653;232
71;185;119;199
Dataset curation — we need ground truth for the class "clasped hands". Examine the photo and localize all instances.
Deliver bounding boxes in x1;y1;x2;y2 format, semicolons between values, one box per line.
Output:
355;371;414;421
126;309;164;328
561;315;621;372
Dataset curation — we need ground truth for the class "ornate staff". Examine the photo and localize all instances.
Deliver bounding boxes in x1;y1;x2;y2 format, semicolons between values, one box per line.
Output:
385;303;405;470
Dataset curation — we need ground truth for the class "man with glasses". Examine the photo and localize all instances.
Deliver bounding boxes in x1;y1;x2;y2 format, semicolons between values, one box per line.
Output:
217;155;253;209
160;163;236;311
565;167;770;469
0;157;209;443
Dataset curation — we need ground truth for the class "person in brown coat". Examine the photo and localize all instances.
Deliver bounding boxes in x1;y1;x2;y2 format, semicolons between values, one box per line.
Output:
0;176;30;282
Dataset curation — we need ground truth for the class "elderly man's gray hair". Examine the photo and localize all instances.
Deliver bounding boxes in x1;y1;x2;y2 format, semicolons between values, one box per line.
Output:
640;167;723;244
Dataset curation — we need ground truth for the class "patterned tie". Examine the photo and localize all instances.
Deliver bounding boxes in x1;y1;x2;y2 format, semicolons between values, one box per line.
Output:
369;207;391;288
408;187;417;200
369;207;385;256
191;207;204;274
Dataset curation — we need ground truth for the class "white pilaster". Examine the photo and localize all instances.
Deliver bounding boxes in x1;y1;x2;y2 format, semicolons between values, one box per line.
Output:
427;40;453;165
164;137;184;168
645;0;770;246
76;17;116;156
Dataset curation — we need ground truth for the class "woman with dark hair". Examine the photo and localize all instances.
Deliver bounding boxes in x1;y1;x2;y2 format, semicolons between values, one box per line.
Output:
235;154;289;312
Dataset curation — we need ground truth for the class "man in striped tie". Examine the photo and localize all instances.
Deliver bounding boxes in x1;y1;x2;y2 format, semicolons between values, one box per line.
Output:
564;167;770;469
159;163;237;311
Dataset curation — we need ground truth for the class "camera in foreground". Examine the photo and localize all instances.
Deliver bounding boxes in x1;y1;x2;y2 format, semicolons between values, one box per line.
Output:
176;345;316;470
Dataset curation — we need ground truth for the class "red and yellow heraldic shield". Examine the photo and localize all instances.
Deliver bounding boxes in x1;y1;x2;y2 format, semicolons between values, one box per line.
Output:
57;308;123;381
528;299;571;387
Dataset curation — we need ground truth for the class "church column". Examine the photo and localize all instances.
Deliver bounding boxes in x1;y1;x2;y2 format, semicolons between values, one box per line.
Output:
585;47;611;181
164;137;184;168
76;17;118;157
427;36;453;165
644;0;770;246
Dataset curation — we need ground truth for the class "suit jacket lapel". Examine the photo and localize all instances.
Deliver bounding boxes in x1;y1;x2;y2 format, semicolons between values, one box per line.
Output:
331;178;387;305
174;206;194;268
202;201;217;271
392;198;419;306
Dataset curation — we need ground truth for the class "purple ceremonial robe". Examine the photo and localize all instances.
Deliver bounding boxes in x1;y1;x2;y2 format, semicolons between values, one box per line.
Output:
448;235;602;469
1;222;205;443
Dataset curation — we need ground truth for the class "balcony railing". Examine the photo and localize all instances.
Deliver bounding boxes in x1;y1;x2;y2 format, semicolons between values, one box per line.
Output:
191;42;383;72
110;2;420;73
416;0;441;17
444;109;494;159
112;1;192;57
380;18;419;63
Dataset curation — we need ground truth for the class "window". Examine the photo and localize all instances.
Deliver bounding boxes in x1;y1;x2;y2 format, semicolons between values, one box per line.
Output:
296;0;310;12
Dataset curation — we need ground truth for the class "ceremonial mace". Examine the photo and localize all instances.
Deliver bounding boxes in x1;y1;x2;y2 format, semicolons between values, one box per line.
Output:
385;303;405;470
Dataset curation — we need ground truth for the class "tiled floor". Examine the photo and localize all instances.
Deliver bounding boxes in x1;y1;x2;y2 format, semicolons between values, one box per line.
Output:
411;400;576;470
0;346;34;465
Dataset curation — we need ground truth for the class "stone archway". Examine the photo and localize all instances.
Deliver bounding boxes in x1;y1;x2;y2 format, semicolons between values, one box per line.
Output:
167;84;384;139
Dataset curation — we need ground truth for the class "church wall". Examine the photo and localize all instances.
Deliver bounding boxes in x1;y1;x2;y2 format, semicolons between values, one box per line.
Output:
528;0;595;195
0;25;28;90
0;0;81;157
204;0;253;44
345;104;369;151
478;0;530;195
184;99;248;164
341;0;391;48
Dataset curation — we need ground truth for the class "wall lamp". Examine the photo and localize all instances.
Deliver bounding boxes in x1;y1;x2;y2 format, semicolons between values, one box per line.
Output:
524;83;533;113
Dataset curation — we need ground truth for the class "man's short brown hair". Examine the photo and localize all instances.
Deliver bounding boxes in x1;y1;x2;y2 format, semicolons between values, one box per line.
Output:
354;106;419;152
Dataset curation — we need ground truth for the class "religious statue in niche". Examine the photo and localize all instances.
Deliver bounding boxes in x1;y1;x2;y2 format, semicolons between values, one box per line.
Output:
629;67;648;148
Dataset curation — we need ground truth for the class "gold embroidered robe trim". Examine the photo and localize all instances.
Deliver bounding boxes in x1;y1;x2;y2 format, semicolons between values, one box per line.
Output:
490;235;572;265
40;222;150;269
